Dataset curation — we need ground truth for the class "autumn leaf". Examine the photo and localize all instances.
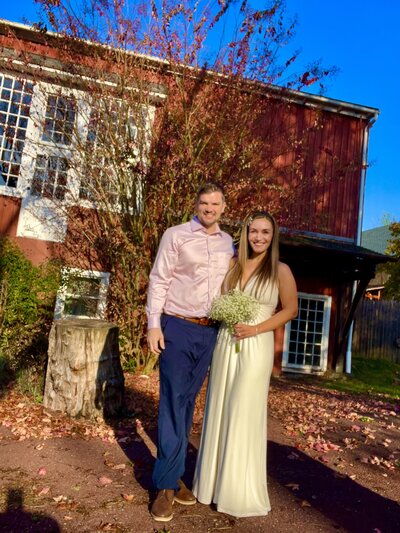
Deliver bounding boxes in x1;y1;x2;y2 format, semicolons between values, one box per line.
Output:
53;495;66;503
113;463;126;470
285;483;300;491
98;476;113;486
121;493;134;501
301;500;311;507
135;418;144;432
99;522;119;531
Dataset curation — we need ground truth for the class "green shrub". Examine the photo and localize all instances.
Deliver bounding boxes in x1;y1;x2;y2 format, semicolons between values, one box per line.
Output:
15;366;45;403
0;237;60;376
0;354;13;390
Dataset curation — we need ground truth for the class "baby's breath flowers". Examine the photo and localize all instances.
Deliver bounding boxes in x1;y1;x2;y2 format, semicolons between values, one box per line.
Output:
208;289;261;352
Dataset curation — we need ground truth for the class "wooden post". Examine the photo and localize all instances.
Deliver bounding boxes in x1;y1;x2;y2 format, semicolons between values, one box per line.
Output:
44;318;125;419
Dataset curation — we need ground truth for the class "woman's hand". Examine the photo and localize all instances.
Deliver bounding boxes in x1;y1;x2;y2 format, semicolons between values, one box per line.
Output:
234;323;259;340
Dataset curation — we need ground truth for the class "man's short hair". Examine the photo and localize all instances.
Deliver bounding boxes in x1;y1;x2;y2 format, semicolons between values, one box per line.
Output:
196;182;225;202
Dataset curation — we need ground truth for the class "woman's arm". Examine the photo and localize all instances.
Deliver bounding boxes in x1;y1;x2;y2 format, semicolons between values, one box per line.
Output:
234;262;298;339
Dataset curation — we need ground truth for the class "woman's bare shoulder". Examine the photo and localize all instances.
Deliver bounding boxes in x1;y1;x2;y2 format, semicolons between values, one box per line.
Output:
278;261;291;273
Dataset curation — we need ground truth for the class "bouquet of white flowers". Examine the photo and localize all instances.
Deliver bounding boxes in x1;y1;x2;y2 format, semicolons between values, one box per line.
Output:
208;289;261;352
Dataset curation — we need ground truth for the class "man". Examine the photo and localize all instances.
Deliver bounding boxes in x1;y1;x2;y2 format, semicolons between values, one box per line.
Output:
146;183;234;522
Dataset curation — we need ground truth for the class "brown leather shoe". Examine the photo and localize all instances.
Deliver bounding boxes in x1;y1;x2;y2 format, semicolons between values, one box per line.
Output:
150;489;174;522
174;479;196;506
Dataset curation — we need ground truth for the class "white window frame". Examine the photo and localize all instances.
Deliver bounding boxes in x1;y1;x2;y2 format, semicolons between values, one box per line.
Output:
0;80;84;201
282;292;331;374
0;73;156;212
77;98;155;212
0;73;34;196
23;82;85;205
54;268;110;320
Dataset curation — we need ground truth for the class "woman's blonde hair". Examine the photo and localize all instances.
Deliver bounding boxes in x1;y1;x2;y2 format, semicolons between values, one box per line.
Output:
225;211;280;297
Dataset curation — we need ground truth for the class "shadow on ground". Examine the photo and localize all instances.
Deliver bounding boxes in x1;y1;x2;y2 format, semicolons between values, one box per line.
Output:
102;375;205;501
0;488;60;533
268;440;400;533
101;375;400;532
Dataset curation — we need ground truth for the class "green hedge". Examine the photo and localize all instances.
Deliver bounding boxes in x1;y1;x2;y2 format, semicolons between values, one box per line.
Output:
0;237;60;376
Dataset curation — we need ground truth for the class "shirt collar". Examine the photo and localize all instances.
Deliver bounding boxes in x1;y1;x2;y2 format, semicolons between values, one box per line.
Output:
191;216;222;235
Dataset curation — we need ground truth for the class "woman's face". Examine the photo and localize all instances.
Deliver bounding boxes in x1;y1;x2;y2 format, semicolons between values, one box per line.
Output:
248;217;274;257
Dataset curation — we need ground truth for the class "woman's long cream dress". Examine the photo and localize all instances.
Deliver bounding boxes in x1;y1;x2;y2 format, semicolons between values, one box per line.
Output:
193;278;278;517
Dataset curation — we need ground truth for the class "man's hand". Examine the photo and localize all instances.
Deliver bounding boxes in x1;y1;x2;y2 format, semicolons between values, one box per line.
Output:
147;328;165;355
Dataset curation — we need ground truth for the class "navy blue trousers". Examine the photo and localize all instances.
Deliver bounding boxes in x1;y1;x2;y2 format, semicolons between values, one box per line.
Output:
152;314;218;490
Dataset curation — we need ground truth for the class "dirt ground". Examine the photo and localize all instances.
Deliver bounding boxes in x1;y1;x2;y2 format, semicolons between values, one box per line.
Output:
0;373;399;533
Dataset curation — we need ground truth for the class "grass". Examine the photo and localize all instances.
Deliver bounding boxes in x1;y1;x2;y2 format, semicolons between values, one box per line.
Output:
0;353;45;403
319;356;400;399
15;367;44;403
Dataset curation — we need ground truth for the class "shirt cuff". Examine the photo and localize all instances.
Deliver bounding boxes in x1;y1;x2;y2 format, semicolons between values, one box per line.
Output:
148;314;161;330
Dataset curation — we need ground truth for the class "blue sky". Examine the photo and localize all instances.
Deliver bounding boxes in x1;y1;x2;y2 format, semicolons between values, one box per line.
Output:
286;0;400;231
1;0;399;231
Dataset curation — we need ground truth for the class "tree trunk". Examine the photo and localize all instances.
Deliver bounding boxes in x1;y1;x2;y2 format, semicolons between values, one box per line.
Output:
43;318;125;419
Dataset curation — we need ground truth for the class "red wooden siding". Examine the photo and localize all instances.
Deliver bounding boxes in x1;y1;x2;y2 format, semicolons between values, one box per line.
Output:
256;103;367;240
0;196;20;237
0;23;371;265
0;196;59;264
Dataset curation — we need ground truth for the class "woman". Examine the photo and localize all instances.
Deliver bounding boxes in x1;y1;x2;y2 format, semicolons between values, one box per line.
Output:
193;211;298;517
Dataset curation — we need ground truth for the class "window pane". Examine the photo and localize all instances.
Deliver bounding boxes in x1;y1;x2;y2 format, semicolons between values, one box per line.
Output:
66;276;101;298
3;77;13;89
80;98;137;202
286;295;328;369
42;93;76;145
0;74;33;187
31;154;68;200
299;309;308;320
63;276;103;318
64;296;98;317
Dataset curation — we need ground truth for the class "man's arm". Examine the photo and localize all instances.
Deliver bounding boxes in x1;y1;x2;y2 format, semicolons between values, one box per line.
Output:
146;228;179;354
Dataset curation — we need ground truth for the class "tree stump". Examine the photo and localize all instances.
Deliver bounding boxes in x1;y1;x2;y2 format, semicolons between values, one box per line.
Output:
43;318;125;419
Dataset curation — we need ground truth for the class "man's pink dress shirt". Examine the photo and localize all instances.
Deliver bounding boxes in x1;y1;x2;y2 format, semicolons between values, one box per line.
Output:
146;217;234;329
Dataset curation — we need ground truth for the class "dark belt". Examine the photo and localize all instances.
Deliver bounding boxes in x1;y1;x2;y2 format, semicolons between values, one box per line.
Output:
169;314;218;327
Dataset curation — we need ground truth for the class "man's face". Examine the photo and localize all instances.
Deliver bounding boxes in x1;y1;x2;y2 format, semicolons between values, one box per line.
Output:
195;191;226;230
